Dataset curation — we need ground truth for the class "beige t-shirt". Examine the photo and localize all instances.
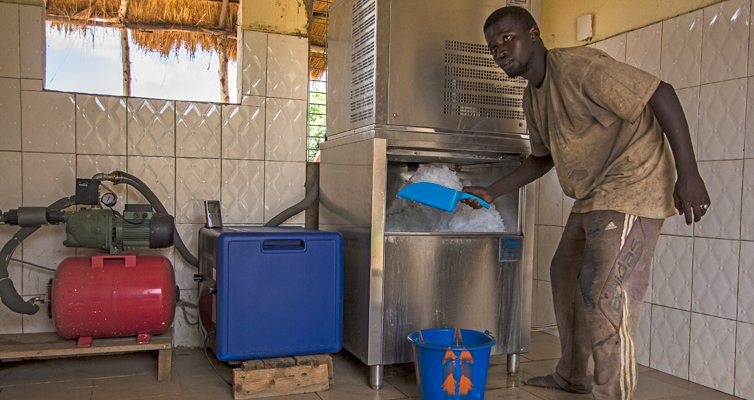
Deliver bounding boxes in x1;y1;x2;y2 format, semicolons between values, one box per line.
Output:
523;47;676;219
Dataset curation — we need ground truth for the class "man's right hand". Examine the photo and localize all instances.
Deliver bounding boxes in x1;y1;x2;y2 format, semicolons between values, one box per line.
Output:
461;187;495;209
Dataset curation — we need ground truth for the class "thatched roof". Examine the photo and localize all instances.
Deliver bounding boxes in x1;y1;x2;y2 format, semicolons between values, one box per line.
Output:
310;0;331;81
46;0;331;79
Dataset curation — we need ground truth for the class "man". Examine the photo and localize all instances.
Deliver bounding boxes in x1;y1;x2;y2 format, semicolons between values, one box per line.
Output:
462;6;710;400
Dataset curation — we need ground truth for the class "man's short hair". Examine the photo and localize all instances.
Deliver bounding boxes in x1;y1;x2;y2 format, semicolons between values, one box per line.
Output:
483;6;537;32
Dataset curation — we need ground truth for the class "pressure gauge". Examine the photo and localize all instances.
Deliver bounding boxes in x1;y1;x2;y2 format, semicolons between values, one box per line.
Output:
101;192;117;208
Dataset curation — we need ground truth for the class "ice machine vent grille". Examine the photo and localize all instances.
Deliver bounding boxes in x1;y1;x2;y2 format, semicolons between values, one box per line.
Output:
444;105;525;120
446;40;490;55
443;40;526;121
349;0;376;124
445;53;498;69
444;79;525;96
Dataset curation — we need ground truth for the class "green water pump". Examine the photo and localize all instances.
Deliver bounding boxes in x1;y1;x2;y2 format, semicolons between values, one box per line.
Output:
63;204;174;254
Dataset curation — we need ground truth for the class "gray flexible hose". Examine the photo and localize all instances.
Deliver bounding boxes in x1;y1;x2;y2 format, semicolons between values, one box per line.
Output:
107;171;198;267
0;196;75;314
265;171;319;227
0;227;41;315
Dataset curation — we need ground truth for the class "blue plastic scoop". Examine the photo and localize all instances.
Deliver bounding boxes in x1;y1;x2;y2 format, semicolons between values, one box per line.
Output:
397;182;491;212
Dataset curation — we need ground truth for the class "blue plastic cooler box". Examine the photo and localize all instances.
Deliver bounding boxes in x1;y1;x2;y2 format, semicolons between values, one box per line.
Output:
198;226;343;361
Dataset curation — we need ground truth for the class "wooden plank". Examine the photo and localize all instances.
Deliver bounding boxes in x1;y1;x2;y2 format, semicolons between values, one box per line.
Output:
241;359;266;372
157;348;172;382
233;363;329;399
0;331;171;361
292;354;328;366
261;357;295;369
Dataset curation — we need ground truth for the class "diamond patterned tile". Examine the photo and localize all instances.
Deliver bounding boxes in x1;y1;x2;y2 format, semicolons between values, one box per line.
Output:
127;98;175;157
21;224;75;296
743;159;754;240
22;152;75;207
701;0;750;84
537;169;562;226
746;77;754;162
127;156;176;215
536;280;555;327
264;161;305;224
652;235;693;311
562;193;575;226
265;98;307;162
242;30;267;97
174;223;202;291
661;10;703;89
76;155;127;214
626;22;662;77
0;151;22;211
21;91;75;153
692;238;740;319
266;34;308;100
636;302;652;366
222;104;264;160
175;158;221;224
739;241;754;323
736;321;754;398
221;159;264;224
19;5;44;80
76;95;127;155
698;79;746;161
695;161;742;240
0;78;21;151
594;33;627;62
0;3;20;78
689;313;736;394
650;305;690;379
176;102;221;158
535;225;562;283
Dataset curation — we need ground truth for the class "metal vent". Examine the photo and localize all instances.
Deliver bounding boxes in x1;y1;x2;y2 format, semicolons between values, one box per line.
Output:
445;40;490;55
444;105;525;120
443;40;526;121
445;54;497;69
350;0;376;124
444;79;525;96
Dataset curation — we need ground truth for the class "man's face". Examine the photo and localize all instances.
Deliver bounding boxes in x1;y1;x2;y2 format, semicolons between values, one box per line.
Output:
484;16;536;78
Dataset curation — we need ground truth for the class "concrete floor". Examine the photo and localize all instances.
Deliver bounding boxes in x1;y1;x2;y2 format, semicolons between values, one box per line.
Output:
0;332;743;400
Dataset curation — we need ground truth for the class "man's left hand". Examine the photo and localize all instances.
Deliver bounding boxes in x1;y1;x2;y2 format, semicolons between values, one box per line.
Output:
673;170;710;225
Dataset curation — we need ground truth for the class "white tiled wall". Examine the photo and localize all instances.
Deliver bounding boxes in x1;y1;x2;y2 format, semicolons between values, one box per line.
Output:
0;2;309;348
534;0;754;397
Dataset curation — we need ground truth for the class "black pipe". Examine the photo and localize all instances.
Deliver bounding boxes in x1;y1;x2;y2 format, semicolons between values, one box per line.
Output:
265;178;319;227
0;227;41;314
106;171;198;267
0;196;75;315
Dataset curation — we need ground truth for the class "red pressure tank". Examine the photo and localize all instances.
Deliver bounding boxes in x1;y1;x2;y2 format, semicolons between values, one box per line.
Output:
48;254;177;342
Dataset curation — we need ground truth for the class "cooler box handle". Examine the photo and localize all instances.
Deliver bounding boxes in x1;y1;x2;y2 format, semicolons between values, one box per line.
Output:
262;239;306;252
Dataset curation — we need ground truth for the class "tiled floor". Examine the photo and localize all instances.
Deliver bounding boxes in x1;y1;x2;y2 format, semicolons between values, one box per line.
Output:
0;332;743;400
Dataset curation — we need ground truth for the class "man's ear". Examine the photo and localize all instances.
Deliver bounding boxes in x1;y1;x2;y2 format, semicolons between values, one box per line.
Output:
529;25;540;41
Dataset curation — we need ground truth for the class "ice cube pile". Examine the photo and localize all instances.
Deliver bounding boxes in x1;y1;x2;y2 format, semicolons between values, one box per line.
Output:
386;165;507;232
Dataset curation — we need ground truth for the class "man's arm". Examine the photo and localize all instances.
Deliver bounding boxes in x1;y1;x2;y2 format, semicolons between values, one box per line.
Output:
461;153;554;208
648;80;710;225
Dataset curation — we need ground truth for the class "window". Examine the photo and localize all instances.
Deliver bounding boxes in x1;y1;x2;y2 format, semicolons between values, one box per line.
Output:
307;0;331;162
44;0;239;103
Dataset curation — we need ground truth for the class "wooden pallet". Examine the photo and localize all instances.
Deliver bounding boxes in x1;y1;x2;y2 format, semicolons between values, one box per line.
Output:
233;354;333;399
0;329;173;382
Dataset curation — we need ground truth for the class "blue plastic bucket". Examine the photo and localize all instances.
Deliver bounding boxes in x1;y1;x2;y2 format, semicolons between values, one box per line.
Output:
408;329;496;400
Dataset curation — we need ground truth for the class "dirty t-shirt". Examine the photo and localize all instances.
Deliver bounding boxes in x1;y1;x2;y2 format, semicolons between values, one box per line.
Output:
523;47;676;219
